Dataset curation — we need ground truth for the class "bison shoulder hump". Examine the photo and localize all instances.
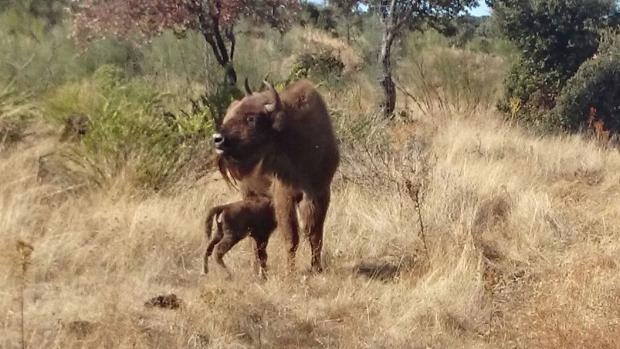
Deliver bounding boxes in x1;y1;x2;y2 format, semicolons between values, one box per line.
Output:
288;88;325;112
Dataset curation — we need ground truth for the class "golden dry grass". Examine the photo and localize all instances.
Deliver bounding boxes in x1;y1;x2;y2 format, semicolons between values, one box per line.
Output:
2;108;620;348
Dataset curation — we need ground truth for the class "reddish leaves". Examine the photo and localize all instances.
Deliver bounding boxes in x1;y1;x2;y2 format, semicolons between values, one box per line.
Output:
71;0;299;44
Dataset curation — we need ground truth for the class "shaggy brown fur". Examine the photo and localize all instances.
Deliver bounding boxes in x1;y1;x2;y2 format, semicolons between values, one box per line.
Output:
213;79;339;272
203;197;277;278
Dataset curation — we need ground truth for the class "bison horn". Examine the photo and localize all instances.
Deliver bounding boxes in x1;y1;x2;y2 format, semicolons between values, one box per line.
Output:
243;78;252;96
263;80;281;113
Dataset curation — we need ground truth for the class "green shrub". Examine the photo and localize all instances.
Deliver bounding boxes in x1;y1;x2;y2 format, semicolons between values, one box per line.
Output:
493;0;617;125
552;46;620;132
44;65;214;189
498;58;559;125
201;83;243;126
288;51;345;83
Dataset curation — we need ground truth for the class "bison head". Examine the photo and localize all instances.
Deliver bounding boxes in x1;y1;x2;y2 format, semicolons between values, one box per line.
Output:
213;80;284;163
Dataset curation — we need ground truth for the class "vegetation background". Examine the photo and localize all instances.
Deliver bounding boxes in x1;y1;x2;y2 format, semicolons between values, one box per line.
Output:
1;0;620;348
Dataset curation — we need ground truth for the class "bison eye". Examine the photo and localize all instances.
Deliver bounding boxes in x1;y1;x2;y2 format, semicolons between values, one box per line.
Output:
246;115;256;125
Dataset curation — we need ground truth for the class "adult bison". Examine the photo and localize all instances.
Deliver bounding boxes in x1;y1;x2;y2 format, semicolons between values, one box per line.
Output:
213;79;339;272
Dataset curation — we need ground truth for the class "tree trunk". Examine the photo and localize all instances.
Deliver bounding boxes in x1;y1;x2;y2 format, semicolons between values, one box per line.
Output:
379;30;396;117
196;3;237;86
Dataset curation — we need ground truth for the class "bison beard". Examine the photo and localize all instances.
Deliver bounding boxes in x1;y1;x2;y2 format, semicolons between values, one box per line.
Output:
214;79;339;272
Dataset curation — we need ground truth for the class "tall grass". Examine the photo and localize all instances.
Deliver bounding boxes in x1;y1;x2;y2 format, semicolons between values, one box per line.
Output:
396;31;509;116
0;8;147;94
0;84;40;150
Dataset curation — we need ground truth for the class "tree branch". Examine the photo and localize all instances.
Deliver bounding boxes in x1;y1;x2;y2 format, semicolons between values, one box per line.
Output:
192;1;226;66
393;1;417;31
209;1;231;65
205;32;226;65
225;27;235;61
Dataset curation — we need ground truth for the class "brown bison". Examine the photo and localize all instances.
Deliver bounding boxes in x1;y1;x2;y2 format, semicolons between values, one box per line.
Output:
213;79;339;272
203;196;277;278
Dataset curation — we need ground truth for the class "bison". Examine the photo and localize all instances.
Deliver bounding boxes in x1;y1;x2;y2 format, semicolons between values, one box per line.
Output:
203;196;277;279
213;79;339;272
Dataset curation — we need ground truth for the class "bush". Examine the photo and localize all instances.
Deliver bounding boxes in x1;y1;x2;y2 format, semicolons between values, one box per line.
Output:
494;0;617;125
44;65;214;190
288;51;345;82
201;83;243;126
498;58;559;124
552;46;620;132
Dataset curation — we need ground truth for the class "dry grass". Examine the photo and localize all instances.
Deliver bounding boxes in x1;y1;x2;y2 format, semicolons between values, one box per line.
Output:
2;107;619;348
396;45;507;117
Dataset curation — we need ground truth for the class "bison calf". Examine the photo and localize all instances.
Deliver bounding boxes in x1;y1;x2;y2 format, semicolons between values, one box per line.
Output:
203;196;276;279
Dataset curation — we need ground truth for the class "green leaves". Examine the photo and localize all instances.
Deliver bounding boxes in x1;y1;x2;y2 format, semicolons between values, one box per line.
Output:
45;65;215;190
494;0;618;127
552;40;620;132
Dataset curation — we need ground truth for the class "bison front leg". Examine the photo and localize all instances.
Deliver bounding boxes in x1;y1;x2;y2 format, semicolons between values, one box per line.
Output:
274;182;300;272
300;190;330;273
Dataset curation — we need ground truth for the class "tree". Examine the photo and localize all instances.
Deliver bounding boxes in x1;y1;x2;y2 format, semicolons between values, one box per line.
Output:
72;0;299;86
371;0;476;117
330;0;364;42
492;0;617;125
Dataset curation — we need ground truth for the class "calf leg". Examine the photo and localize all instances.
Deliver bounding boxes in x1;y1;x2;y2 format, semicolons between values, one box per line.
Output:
214;232;243;279
203;221;224;274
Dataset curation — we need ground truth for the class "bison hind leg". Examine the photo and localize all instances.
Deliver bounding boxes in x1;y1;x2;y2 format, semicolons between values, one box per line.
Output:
274;183;301;272
299;191;330;273
214;234;243;280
